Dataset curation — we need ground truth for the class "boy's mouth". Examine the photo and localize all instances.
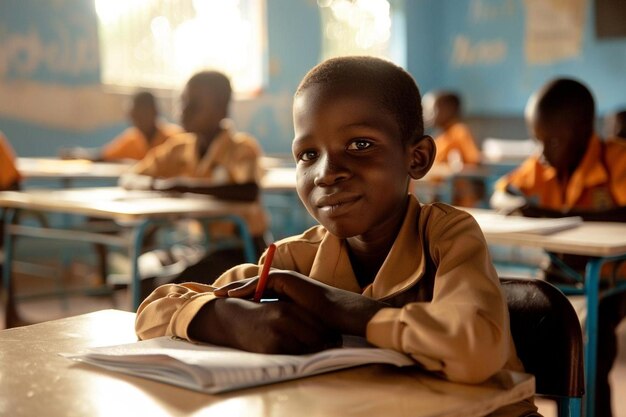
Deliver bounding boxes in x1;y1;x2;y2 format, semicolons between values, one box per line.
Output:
316;194;361;215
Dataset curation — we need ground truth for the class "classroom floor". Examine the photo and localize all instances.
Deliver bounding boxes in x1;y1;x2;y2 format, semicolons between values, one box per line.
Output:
1;266;625;417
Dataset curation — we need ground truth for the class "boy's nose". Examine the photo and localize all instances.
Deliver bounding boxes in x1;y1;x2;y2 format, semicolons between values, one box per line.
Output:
313;154;350;186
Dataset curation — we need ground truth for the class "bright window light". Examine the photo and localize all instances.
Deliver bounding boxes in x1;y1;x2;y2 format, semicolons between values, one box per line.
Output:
318;0;405;66
95;0;266;95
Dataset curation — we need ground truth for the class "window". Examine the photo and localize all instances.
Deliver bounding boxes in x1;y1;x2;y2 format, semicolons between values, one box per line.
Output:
95;0;266;95
318;0;405;66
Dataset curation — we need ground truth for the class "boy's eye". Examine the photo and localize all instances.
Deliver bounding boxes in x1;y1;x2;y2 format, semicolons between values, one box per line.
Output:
299;150;318;161
347;139;372;151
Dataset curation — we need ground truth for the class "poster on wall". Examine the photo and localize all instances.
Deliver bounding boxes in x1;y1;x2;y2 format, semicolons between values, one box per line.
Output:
524;0;586;64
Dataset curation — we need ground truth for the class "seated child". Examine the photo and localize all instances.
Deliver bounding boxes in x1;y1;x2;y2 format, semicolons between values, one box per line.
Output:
120;71;268;284
136;57;538;416
422;91;483;206
491;78;626;417
60;91;181;161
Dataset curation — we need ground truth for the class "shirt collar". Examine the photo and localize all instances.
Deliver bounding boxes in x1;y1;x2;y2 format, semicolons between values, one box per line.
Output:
308;195;426;299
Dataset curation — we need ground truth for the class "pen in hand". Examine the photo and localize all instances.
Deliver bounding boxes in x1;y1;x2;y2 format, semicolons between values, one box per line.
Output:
253;243;277;302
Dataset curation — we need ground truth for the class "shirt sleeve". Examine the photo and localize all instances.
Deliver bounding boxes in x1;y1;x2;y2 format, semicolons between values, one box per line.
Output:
0;134;20;189
228;134;263;184
366;210;510;384
131;137;190;178
101;128;147;161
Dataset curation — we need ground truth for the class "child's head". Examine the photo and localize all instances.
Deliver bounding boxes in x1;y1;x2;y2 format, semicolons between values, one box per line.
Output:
525;78;595;175
604;109;626;140
181;71;232;135
292;56;435;239
129;91;158;133
422;91;462;130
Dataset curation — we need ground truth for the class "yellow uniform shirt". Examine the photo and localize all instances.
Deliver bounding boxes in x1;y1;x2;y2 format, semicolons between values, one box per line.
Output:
132;126;267;236
0;132;20;189
495;135;626;211
101;123;182;162
136;196;528;388
434;122;481;165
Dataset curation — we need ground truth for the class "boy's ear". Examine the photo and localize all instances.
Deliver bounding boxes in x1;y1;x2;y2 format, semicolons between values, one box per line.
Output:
407;135;436;180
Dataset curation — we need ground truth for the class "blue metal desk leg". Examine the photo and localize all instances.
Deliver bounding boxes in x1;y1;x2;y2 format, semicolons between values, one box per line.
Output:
130;220;151;310
2;208;18;328
584;258;602;417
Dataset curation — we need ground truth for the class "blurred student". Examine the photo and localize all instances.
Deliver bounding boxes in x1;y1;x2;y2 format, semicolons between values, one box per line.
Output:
60;91;181;162
135;57;538;416
422;91;483;206
492;78;626;417
120;71;268;284
604;109;626;141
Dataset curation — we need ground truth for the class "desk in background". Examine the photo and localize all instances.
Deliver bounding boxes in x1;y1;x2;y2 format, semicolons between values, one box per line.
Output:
465;208;626;417
17;157;132;187
0;187;257;326
0;310;534;417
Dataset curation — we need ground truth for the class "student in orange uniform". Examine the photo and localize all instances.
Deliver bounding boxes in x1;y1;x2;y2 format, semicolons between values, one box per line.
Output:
135;57;538;416
424;91;480;165
422;91;483;206
0;131;20;191
121;71;268;283
492;78;626;417
60;91;181;162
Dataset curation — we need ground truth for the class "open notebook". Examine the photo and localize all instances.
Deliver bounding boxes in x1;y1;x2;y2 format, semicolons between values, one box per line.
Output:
62;336;415;394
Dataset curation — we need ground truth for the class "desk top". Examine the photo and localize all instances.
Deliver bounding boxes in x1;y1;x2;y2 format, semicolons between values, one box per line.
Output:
466;208;626;257
0;187;257;222
17;157;131;180
0;310;533;417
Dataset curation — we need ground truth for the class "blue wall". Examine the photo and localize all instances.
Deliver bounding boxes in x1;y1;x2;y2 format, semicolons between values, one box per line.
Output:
1;0;625;159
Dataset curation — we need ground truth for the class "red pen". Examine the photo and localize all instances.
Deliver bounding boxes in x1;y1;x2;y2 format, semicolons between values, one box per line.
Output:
253;243;277;302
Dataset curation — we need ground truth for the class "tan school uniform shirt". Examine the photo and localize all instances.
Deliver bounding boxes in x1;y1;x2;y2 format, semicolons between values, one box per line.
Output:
131;125;267;237
0;132;20;189
136;196;527;384
101;122;182;161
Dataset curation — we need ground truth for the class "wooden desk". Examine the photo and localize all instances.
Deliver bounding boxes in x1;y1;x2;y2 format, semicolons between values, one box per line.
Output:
465;208;626;417
0;188;257;321
0;310;534;417
17;157;131;186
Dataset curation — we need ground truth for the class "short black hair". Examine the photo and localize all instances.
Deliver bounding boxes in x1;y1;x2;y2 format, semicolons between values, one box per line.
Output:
295;56;423;143
187;70;232;114
435;91;461;115
132;91;157;111
612;110;626;138
535;78;595;140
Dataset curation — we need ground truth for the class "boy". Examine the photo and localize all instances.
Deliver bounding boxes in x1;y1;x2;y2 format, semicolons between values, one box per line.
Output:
60;91;181;162
492;78;626;417
136;57;537;416
422;91;483;206
121;71;268;281
423;91;480;166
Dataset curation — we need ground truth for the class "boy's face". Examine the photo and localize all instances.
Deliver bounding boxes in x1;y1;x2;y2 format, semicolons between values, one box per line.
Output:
292;85;416;240
180;83;223;134
129;104;156;133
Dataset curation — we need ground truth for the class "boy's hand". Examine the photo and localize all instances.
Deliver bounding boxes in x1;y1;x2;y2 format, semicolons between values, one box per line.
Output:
214;271;388;337
188;297;341;355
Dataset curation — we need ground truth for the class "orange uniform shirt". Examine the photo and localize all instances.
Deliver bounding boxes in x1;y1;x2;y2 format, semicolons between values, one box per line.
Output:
495;135;626;211
434;122;481;165
0;132;20;189
101;122;182;162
